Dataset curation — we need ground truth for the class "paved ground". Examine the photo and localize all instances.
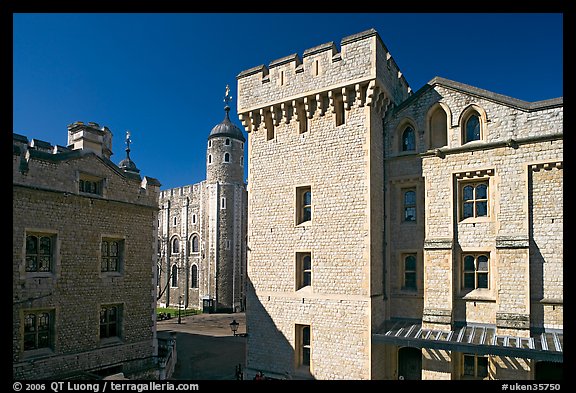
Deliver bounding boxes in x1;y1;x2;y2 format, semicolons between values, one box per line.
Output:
157;312;246;380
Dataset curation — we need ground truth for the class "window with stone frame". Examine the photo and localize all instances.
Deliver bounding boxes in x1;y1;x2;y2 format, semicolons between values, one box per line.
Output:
296;252;312;290
101;238;123;273
296;186;312;225
462;354;489;379
25;233;55;273
463;113;481;143
100;305;121;339
403;189;416;222
462;253;489;290
296;324;311;369
23;310;53;351
402;254;417;291
79;174;104;196
460;180;488;220
401;125;416;152
172;237;180;254
191;235;199;253
171;264;178;287
191;265;198;288
224;152;230;163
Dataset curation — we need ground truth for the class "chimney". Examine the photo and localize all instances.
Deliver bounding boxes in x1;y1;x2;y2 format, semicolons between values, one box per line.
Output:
67;121;113;159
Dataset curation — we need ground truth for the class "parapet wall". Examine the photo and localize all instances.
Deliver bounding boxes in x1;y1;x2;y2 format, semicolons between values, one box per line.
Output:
236;29;412;125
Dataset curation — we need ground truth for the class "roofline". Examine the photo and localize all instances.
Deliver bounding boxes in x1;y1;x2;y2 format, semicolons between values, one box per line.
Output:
389;76;563;117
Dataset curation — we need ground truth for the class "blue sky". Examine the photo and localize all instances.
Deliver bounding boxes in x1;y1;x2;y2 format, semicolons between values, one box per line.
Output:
13;13;563;190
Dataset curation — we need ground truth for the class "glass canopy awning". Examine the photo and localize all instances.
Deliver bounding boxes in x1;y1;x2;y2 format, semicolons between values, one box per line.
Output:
372;320;563;363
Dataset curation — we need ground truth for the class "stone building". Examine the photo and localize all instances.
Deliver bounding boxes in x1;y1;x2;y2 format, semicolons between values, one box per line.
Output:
12;122;162;379
157;88;247;313
237;29;563;380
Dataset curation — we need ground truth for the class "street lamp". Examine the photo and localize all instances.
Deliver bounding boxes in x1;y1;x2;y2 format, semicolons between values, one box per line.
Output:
178;295;183;324
229;319;239;336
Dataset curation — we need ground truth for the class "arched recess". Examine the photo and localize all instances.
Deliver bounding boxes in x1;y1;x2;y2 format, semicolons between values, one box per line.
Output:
426;102;451;149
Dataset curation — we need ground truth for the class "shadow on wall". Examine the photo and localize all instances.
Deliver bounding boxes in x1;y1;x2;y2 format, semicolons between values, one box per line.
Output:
245;277;315;380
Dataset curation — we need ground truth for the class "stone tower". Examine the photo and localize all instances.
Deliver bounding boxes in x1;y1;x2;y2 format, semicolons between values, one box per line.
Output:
157;86;247;314
205;85;247;312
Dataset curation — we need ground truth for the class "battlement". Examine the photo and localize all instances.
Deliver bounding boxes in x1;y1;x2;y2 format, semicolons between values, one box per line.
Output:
236;29;412;134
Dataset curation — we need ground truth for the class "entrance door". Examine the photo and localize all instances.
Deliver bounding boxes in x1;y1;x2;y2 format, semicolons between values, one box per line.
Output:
535;361;562;380
398;347;422;380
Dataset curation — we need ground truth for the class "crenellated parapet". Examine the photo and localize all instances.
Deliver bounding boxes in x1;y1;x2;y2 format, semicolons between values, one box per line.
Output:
236;29;411;133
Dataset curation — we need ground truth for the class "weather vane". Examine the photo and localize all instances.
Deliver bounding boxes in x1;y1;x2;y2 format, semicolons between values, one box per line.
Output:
125;130;132;150
224;84;232;107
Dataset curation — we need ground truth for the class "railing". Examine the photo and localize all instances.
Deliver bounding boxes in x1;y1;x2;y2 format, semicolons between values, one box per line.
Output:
157;333;177;380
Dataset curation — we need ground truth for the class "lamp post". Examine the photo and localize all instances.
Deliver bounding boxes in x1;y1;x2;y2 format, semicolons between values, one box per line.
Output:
229;319;239;336
178;295;183;324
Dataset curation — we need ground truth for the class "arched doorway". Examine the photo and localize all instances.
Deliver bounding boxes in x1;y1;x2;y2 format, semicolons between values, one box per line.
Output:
535;361;562;380
398;347;422;380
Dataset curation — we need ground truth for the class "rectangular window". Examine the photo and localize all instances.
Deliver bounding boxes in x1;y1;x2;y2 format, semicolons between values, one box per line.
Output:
296;324;311;369
192;214;197;224
403;188;416;222
462;253;489;290
460;180;488;220
100;305;121;339
23;310;53;351
79;174;103;195
296;186;312;225
265;110;274;141
402;254;417;290
25;233;55;273
101;239;123;272
462;354;489;379
221;197;227;210
296;252;312;290
334;92;345;126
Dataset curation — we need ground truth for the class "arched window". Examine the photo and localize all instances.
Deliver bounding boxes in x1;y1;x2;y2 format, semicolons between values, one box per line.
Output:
429;106;448;148
225;138;230;146
403;190;416;222
172;238;179;254
171;264;178;287
208;154;212;164
401;126;415;151
224;152;230;163
465;114;481;143
403;255;417;290
191;265;198;288
191;235;199;253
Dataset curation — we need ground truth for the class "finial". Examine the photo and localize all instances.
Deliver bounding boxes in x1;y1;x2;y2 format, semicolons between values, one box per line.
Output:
125;131;132;156
224;84;232;112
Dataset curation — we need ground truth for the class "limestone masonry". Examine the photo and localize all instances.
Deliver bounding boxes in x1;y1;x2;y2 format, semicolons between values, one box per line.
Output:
238;28;562;380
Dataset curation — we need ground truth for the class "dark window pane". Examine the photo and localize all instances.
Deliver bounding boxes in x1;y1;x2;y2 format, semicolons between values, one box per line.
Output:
302;326;310;345
302;207;311;222
109;257;118;271
109;323;117;337
38;256;51;272
25;314;36;332
39;237;51;255
477;357;489;378
110;242;118;256
402;126;415;151
463;185;474;201
405;272;416;289
464;273;475;289
100;309;107;324
303;255;311;270
100;324;107;338
404;207;416;221
463;355;475;376
464;255;475;271
477;273;489;289
466;115;480;142
26;256;38;272
101;258;109;272
476;201;487;217
404;190;416;205
463;203;473;218
303;191;311;206
405;255;416;270
102;241;109;255
26;236;38;254
303;271;311;287
476;183;487;199
302;347;310;366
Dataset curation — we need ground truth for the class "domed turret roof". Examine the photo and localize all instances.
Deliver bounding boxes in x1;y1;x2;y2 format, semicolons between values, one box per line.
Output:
209;108;246;142
208;85;246;142
118;131;140;174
